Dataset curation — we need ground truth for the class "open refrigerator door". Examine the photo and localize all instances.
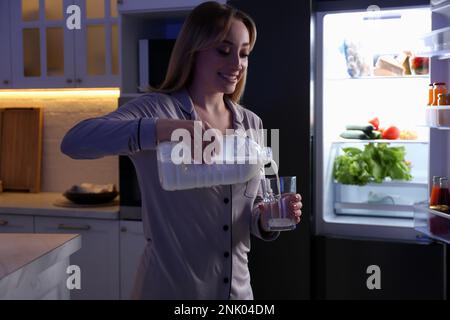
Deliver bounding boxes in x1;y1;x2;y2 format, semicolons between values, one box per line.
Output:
413;0;450;245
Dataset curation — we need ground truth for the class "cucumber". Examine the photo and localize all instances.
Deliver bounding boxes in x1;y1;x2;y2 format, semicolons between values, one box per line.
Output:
368;131;382;139
345;124;374;134
340;130;370;140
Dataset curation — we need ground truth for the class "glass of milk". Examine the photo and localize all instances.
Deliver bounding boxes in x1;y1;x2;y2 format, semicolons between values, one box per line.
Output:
262;176;297;232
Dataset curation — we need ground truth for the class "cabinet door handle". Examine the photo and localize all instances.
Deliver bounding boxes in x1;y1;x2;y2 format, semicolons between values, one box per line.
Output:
120;226;127;232
75;78;82;83
66;78;73;84
117;0;123;4
0;219;9;226
3;80;9;85
57;223;91;231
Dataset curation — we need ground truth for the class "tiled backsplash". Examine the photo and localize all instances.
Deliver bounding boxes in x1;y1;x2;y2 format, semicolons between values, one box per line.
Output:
0;90;120;192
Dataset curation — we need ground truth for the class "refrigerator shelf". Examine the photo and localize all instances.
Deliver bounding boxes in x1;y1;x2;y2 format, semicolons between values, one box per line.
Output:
334;202;414;218
332;139;428;144
336;202;413;212
418;26;450;59
413;205;450;244
334;179;427;187
325;75;429;81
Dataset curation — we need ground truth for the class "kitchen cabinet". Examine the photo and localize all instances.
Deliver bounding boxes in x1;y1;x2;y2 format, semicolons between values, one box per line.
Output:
117;0;226;14
0;214;34;233
9;0;119;88
0;0;12;88
119;220;146;299
34;216;120;300
73;0;120;87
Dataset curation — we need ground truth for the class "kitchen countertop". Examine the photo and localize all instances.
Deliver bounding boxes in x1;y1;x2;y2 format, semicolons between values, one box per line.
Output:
0;233;81;299
0;233;80;280
0;192;119;220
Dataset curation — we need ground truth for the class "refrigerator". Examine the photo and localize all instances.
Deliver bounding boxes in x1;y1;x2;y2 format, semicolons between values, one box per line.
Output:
312;0;449;299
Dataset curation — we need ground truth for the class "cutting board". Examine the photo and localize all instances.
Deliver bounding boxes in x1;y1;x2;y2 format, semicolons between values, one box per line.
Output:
0;108;43;192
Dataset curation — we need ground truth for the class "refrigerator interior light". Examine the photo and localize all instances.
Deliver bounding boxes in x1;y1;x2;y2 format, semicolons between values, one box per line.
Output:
363;14;402;21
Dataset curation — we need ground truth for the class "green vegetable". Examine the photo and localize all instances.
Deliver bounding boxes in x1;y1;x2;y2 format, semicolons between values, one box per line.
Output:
345;124;374;135
333;142;412;186
340;130;370;140
368;131;382;139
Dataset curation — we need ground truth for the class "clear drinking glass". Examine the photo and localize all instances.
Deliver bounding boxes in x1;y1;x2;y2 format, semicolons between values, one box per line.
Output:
261;176;297;231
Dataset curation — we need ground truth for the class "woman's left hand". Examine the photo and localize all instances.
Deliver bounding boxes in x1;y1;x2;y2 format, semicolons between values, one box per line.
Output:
285;193;302;224
258;193;302;232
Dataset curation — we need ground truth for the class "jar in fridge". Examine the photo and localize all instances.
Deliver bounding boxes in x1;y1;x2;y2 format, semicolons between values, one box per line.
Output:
429;176;450;236
428;83;434;106
432;82;447;106
430;175;441;207
437;93;447;106
444;94;450;106
438;177;450;213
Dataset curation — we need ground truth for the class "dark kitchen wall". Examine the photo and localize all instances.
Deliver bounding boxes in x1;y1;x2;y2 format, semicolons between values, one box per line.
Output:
229;0;312;299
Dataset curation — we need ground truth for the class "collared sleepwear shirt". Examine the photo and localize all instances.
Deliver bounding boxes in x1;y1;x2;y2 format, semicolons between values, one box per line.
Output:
61;88;279;300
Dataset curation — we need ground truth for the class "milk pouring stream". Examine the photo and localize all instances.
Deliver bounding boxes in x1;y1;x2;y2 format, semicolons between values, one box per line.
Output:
156;135;273;191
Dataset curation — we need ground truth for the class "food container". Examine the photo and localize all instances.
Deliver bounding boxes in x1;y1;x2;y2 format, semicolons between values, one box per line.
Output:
437;93;447;106
428;83;434;106
409;56;429;75
432;82;447;106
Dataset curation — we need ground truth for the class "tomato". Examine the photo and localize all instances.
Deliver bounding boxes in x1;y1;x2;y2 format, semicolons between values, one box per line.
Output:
368;117;379;130
382;126;400;140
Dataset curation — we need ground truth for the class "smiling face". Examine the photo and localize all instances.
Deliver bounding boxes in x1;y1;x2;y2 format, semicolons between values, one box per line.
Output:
192;18;251;95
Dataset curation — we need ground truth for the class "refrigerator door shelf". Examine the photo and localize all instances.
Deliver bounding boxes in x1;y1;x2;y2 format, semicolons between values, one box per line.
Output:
432;0;450;10
425;106;450;128
418;26;450;59
335;202;415;218
414;205;450;244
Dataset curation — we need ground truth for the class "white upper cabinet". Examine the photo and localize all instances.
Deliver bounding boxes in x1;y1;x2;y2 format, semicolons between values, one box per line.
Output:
73;0;120;87
10;0;119;88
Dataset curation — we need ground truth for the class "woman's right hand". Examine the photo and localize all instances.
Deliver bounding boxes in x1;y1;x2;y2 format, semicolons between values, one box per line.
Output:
155;119;222;162
156;119;201;143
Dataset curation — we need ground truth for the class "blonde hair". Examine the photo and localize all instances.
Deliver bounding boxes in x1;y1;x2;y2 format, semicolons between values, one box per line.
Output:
147;1;257;103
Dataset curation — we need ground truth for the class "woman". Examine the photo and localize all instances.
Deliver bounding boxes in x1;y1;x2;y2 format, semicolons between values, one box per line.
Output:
61;1;302;300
